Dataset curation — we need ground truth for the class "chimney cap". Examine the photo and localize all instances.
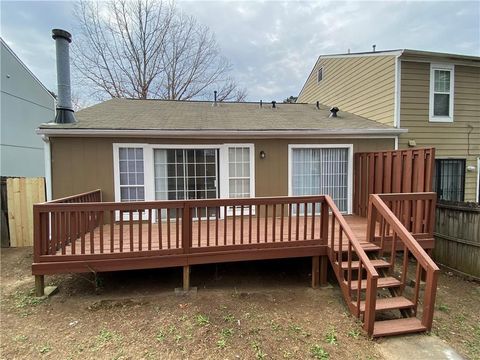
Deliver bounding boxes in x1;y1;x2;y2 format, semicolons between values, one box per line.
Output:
52;29;72;43
329;106;339;118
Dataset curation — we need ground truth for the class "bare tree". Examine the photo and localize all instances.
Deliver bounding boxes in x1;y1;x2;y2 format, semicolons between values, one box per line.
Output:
73;0;247;101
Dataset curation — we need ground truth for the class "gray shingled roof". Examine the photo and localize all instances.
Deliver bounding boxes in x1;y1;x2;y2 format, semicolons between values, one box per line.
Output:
38;98;403;135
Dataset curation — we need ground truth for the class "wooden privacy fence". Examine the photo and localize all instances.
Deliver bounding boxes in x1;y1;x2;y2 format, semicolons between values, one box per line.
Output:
434;201;480;279
353;148;435;217
5;177;46;247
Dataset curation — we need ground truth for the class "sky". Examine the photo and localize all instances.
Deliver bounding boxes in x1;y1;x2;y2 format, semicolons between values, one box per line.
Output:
1;0;479;104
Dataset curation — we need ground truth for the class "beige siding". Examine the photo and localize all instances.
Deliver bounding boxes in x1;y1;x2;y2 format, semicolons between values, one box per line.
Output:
297;55;396;125
399;61;480;202
50;137;395;203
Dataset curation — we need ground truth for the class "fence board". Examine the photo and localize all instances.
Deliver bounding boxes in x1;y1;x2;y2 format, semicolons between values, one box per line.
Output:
7;177;46;247
434;201;480;279
353;148;435;217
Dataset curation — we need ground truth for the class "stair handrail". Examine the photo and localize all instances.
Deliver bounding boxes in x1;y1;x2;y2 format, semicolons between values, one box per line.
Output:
324;195;379;335
368;194;439;331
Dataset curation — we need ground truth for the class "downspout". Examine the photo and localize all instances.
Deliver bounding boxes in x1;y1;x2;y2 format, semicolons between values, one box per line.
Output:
42;135;52;201
393;50;404;150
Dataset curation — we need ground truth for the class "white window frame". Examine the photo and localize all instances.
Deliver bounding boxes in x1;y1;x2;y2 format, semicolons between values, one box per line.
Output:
220;143;255;216
429;63;454;123
113;143;153;221
317;67;324;84
113;143;255;220
287;144;353;214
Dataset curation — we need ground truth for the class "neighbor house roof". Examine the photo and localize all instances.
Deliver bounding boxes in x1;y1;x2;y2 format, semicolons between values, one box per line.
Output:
37;98;405;138
318;48;480;64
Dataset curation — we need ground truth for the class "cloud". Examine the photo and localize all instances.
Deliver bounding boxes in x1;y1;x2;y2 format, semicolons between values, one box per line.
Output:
1;0;478;104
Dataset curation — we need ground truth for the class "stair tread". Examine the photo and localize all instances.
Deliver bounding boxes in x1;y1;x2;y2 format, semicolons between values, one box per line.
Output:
373;318;426;337
339;259;390;270
333;243;381;252
354;296;415;312
344;277;401;291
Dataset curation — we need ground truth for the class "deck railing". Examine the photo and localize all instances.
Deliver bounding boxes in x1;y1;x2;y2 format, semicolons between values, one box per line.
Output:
367;193;439;331
33;195;328;263
324;196;379;335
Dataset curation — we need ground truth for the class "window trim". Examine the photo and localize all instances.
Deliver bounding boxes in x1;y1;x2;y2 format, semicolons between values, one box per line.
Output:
429;63;454;123
317;67;324;84
287;144;353;214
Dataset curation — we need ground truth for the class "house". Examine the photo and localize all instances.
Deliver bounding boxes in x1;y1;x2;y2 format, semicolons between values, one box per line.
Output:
38;98;405;213
0;38;55;177
297;49;480;203
32;29;440;338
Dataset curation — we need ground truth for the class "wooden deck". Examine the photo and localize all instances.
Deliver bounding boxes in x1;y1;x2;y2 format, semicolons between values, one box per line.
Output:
58;215;369;255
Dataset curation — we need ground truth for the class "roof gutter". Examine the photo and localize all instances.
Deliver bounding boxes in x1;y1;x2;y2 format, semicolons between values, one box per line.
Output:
36;127;407;138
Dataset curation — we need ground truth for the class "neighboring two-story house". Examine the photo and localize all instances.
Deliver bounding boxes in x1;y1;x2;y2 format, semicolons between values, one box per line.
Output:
1;38;55;177
297;49;480;203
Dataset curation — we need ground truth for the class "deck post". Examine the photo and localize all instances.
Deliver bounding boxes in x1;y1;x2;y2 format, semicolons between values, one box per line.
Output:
35;275;45;297
311;256;319;288
183;265;190;291
320;255;328;286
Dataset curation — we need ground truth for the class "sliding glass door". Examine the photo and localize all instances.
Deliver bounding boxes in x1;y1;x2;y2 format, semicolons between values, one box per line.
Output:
154;148;218;218
291;147;350;213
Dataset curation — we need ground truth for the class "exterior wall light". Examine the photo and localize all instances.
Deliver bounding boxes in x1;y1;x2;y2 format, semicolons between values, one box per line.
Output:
259;150;266;159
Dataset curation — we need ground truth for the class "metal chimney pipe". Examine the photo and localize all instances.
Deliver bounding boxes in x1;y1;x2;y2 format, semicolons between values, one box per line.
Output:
52;29;76;123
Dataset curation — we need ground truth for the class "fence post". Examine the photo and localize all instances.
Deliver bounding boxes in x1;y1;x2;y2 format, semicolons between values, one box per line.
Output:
421;268;439;331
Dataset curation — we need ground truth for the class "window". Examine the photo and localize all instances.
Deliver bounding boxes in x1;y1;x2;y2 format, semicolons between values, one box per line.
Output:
118;147;145;201
289;145;352;213
434;159;465;201
430;64;454;122
317;67;323;83
228;147;251;198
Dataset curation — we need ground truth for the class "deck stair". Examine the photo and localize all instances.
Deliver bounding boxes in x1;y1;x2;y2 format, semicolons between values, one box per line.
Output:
324;193;439;338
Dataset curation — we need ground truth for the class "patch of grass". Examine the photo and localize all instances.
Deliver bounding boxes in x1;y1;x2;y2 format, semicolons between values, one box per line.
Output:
252;341;266;359
270;320;281;332
438;304;450;312
155;329;166;342
38;344;52;354
311;345;329;359
195;314;210;326
325;328;337;345
217;338;227;349
220;328;234;338
347;328;361;339
223;313;235;322
95;329;120;348
13;289;46;309
13;334;28;342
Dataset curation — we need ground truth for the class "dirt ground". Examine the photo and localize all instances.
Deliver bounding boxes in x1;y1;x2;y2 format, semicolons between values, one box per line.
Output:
1;248;478;360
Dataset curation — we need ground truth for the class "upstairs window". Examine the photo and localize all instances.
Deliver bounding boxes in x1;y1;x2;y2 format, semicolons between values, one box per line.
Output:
429;64;454;122
317;67;323;83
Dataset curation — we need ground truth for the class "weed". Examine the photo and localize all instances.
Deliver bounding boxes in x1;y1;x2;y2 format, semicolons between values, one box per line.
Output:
13;334;28;342
223;313;235;322
39;344;52;354
289;324;302;333
156;330;166;342
168;324;177;334
217;338;227;349
220;328;234;338
13;290;46;309
347;329;361;339
325;328;337;345
283;350;292;358
195;314;210;326
438;304;450;312
311;345;329;359
270;320;281;332
179;315;187;322
174;334;182;343
252;341;266;359
98;329;114;343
